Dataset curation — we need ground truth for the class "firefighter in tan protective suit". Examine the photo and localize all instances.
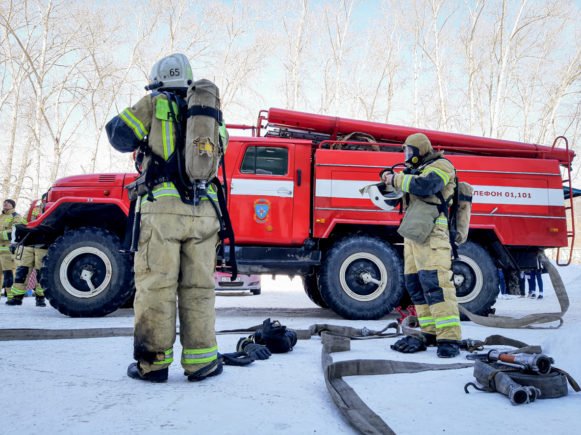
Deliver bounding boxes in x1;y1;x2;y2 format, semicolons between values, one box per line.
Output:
382;133;462;358
6;202;47;306
106;54;224;382
1;199;26;299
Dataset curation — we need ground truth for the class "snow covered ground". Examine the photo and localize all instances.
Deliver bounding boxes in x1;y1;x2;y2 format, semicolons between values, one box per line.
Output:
1;266;580;435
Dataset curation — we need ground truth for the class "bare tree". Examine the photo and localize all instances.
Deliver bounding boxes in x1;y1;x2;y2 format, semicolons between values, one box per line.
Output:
0;1;32;198
396;1;431;127
73;6;153;174
348;7;401;122
415;0;456;130
46;59;90;183
2;0;63;197
282;0;311;110
204;1;273;117
460;0;486;134
319;0;355;114
0;0;579;206
567;101;581;181
481;0;566;138
535;49;581;144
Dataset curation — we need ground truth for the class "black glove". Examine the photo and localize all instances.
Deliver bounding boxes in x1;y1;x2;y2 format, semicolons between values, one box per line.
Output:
390;335;427;353
219;351;254;366
254;318;298;353
9;244;16;255
13;224;26;243
459;339;484;352
236;337;271;360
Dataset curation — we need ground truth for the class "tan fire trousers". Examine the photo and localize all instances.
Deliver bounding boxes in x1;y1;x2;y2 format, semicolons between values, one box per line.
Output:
10;246;47;298
133;207;220;374
0;248;14;291
403;223;461;341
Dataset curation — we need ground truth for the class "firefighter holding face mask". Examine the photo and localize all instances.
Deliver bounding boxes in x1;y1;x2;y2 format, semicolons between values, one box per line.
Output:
382;133;461;358
106;53;227;382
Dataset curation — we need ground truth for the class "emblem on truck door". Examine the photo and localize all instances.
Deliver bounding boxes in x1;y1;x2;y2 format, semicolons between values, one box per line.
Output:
254;198;271;223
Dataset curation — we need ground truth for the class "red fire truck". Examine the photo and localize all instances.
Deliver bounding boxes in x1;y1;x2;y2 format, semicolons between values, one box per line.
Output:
20;108;576;319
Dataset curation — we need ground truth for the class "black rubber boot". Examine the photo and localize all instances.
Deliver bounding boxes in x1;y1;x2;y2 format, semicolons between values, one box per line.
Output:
186;359;223;382
391;333;436;353
6;295;23;306
422;333;437;346
127;363;168;383
36;296;46;307
437;340;460;358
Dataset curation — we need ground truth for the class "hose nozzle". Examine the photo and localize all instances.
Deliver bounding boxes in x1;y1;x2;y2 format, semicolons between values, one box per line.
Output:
508;385;542;405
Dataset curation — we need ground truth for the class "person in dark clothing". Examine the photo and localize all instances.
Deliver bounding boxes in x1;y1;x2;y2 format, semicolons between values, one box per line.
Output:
518;271;526;297
497;269;508;299
528;269;544;299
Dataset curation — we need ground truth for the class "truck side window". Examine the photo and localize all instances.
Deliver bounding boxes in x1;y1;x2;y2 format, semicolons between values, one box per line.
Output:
241;146;288;176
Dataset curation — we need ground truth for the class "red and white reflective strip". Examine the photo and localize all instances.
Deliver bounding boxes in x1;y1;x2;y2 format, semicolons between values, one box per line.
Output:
230;178;294;198
315;179;564;207
316;179;374;199
470;186;563;206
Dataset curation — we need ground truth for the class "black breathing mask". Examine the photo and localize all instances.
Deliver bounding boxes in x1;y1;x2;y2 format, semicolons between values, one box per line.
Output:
404;145;421;167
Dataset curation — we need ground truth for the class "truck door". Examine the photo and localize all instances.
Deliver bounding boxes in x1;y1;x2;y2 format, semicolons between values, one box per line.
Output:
229;142;308;245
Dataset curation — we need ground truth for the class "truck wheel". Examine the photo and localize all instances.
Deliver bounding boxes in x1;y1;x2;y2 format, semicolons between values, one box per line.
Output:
453;241;498;316
302;272;328;308
41;227;135;317
319;236;403;320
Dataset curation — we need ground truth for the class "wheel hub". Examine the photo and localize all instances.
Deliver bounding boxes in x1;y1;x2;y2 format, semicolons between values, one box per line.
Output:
80;269;97;292
339;253;388;302
453;274;465;286
60;247;113;298
360;272;382;286
452;255;483;303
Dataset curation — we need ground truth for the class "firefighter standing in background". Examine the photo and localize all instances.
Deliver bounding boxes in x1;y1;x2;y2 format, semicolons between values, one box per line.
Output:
106;54;223;383
6;202;47;306
1;199;25;299
382;133;462;358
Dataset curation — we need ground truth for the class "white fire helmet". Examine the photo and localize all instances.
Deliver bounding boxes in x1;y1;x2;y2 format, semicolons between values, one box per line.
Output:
359;183;403;211
147;53;193;91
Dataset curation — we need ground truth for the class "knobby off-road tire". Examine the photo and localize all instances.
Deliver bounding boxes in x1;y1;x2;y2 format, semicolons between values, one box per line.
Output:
41;227;135;317
319;236;404;320
302;271;328;308
453;241;498;317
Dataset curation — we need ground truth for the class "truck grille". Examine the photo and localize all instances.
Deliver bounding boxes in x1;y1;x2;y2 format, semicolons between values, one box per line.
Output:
98;175;117;183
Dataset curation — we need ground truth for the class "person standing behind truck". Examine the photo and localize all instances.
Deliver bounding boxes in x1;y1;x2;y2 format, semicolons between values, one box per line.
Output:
497;268;509;299
382;133;462;358
1;199;26;299
527;253;544;300
106;53;225;383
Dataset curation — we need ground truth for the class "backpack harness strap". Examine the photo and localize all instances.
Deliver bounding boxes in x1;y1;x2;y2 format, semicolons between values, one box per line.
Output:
186;105;223;123
410;157;460;259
